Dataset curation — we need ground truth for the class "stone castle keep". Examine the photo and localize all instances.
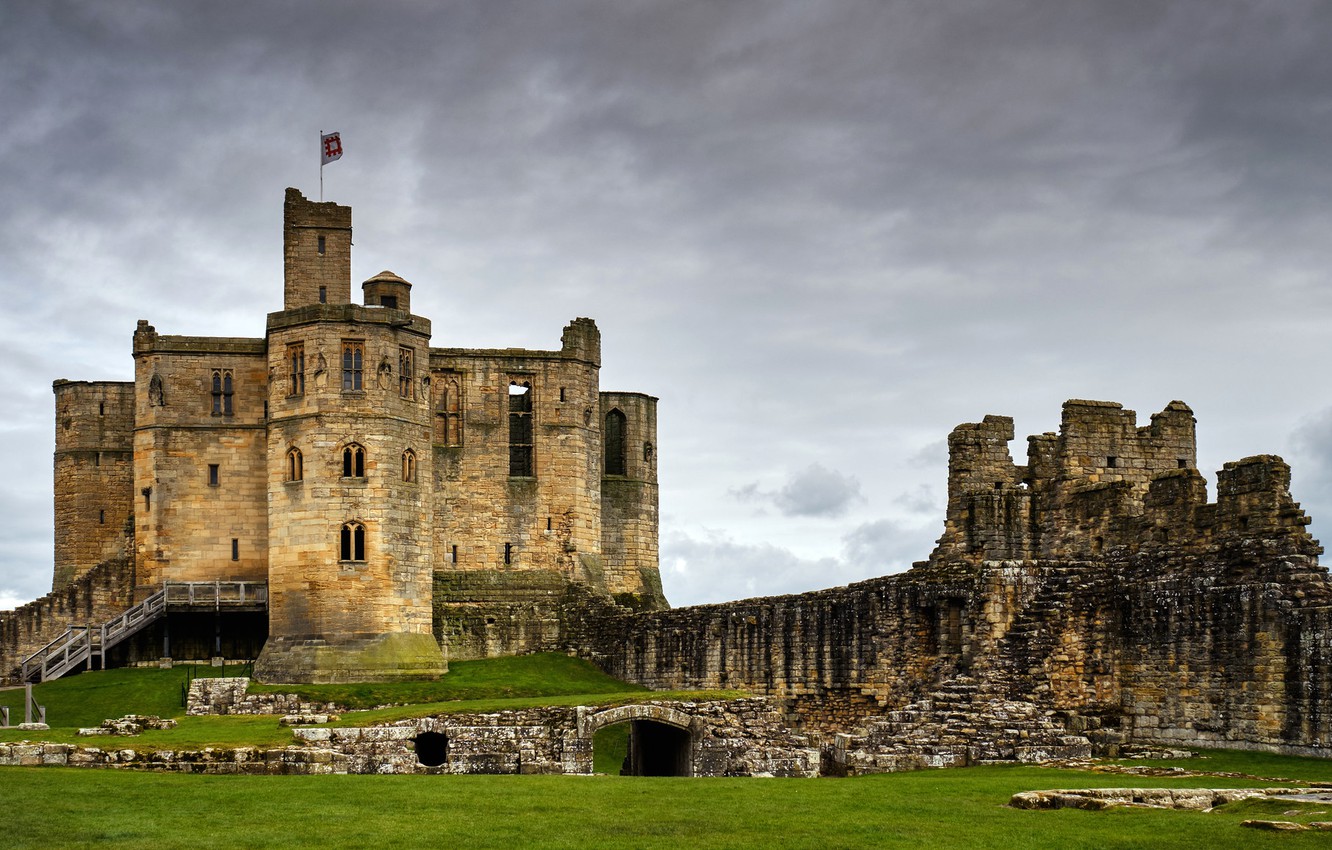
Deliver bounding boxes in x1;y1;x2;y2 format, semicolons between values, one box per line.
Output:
4;189;1332;775
22;188;665;683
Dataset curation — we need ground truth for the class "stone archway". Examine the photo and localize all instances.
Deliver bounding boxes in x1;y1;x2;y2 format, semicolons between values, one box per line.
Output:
583;704;696;777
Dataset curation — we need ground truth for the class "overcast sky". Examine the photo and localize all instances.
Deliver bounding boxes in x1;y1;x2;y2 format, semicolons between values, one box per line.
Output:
3;1;1332;610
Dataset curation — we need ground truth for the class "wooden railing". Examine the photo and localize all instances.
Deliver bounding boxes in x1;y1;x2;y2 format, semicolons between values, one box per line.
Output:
18;581;267;683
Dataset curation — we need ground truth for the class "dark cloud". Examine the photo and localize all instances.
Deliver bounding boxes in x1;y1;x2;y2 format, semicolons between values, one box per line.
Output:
3;1;1332;608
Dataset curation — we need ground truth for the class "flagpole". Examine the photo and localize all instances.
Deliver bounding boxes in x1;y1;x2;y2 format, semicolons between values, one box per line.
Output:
319;129;324;201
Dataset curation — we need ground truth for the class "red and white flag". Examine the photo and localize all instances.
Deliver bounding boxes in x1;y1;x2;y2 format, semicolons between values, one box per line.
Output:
321;131;343;165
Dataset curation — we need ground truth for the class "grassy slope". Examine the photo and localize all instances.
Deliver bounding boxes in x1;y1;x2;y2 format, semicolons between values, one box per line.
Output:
0;655;741;748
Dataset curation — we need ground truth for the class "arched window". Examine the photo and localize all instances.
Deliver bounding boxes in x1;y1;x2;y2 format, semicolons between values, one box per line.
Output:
437;377;463;445
604;409;627;476
211;369;234;415
287;447;303;482
508;381;533;477
340;521;366;562
342;443;366;478
402;449;416;483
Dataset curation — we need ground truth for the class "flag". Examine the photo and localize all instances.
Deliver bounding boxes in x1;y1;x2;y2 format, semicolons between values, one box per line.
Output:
321;131;343;165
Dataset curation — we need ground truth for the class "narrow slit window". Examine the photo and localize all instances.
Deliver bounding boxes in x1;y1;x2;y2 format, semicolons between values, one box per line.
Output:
438;378;463;445
99;509;105;525
231;539;239;561
317;235;326;255
503;543;513;565
398;347;414;399
508;381;533;477
208;464;220;487
288;343;305;396
604;409;627;476
319;286;327;304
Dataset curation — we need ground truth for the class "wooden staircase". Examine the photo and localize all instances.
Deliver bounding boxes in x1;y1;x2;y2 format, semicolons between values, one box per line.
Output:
18;581;266;683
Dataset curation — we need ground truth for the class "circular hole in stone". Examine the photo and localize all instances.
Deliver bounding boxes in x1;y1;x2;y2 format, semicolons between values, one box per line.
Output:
414;731;449;767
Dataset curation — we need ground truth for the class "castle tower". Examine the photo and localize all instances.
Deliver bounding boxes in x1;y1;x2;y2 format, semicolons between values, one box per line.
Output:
51;380;135;588
600;391;666;609
255;189;446;682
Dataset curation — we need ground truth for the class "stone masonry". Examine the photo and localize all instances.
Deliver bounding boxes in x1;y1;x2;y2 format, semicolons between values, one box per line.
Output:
11;188;666;684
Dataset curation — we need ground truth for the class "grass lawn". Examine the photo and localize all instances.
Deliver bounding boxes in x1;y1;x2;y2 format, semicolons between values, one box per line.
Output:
5;663;1332;847
4;756;1332;849
0;657;741;748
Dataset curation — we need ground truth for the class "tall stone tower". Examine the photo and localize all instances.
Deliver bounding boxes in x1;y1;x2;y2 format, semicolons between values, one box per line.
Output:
254;189;447;682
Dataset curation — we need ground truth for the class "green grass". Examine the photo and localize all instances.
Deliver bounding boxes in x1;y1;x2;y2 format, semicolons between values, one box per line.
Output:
6;663;1332;847
0;657;741;749
246;652;650;707
593;722;629;774
0;666;207;728
4;758;1332;849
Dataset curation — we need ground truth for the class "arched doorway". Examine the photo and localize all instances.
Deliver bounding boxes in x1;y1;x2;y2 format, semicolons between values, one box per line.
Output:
584;705;695;777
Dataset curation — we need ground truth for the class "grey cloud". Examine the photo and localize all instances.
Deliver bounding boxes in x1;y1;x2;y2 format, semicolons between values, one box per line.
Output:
731;464;865;518
841;519;938;572
773;464;865;518
4;1;1332;609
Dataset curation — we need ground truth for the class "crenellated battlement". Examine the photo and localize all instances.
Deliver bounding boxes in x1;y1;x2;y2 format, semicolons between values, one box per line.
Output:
931;400;1320;563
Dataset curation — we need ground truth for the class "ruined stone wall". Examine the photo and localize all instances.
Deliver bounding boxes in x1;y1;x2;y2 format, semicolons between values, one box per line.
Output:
0;558;135;680
571;572;975;728
131;324;268;586
929;400;1315;565
599;391;665;609
429;318;606;586
52;380;135;589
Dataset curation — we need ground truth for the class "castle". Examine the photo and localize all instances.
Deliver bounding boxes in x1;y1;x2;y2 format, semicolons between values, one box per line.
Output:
38;188;665;683
5;189;1332;772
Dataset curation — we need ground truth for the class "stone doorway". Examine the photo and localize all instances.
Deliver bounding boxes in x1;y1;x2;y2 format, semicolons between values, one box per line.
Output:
583;704;696;777
625;719;692;776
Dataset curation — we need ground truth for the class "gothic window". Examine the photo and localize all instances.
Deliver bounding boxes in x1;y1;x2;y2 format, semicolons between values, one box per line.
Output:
604;409;627;476
211;369;234;415
402;449;417;483
287;447;303;482
342;340;363;391
437;377;463;445
342;443;366;478
288;343;305;397
508;381;533;477
340;521;366;562
398;347;415;399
